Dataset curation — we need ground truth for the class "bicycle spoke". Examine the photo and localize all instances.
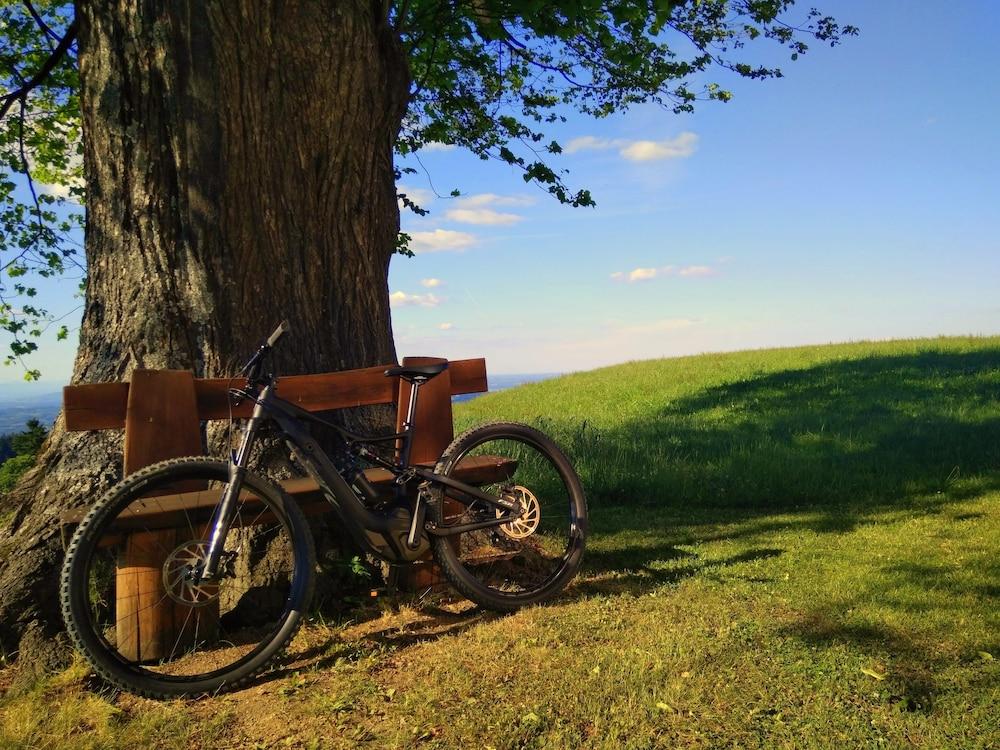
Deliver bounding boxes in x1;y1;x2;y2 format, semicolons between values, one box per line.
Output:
70;461;306;683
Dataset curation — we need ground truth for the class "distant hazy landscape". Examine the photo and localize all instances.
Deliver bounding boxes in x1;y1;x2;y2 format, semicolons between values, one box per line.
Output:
0;385;62;435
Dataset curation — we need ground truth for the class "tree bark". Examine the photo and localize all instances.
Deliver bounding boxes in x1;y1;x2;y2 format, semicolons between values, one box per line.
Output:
0;0;409;668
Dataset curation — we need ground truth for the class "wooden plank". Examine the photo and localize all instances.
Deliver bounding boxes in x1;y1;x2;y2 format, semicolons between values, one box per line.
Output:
64;358;488;431
60;456;518;526
63;382;130;431
396;357;455;590
118;370;211;663
193;365;397;420
448;358;489;397
395;357;455;465
116;529;177;664
123;370;204;472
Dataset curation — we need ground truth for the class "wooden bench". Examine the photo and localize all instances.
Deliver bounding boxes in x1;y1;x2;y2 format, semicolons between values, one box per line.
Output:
59;356;501;661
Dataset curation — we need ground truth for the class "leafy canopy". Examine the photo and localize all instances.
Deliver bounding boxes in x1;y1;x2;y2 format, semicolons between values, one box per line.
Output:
395;0;855;212
0;0;855;375
0;1;82;378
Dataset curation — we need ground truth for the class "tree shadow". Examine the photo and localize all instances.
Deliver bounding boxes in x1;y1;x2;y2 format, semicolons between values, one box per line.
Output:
776;552;999;716
258;604;493;684
554;348;1000;533
783;608;939;714
576;546;784;597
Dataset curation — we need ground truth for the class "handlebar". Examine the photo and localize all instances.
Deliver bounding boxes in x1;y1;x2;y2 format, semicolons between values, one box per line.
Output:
239;320;291;380
267;319;290;348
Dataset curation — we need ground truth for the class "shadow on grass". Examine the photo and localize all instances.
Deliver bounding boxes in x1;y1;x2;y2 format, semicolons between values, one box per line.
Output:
562;349;1000;708
260;605;493;685
777;558;998;715
784;610;939;714
577;546;784;597
550;348;1000;530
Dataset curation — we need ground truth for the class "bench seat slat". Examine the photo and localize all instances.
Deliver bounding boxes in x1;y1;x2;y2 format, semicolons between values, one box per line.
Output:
60;455;518;532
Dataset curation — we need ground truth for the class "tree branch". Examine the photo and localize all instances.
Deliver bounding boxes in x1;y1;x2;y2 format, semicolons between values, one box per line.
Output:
22;1;62;46
17;100;47;250
0;17;78;122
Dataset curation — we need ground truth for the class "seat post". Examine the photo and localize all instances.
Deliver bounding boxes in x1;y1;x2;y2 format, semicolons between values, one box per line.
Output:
399;378;423;467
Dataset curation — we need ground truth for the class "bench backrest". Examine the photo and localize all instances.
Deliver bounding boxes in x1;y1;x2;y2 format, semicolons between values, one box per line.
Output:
63;356;487;473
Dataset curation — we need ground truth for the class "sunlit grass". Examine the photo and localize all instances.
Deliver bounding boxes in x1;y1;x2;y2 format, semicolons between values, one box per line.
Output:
1;336;997;748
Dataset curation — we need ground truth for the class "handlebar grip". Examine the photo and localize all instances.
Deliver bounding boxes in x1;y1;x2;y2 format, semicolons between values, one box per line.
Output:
266;320;290;347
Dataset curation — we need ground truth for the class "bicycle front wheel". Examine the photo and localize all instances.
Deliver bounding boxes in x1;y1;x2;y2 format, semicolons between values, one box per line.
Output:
429;422;587;611
61;457;315;698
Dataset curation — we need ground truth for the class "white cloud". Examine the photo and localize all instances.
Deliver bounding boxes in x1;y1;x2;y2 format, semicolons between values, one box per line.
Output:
389;291;443;308
611;264;715;283
43;182;79;200
421;278;444;288
438;322;454;330
455;193;535;208
610;266;671;282
628;267;661;282
409;229;477;253
619;133;698;162
442;193;533;225
564;132;698;162
445;208;523;225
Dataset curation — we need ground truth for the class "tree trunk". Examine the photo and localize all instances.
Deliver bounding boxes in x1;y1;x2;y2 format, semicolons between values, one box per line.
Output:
0;0;409;669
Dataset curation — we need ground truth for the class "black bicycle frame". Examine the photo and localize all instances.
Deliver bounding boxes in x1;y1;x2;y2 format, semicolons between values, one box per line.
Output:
200;380;523;579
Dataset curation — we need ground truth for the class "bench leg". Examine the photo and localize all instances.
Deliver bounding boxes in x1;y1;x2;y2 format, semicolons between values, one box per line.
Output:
116;529;176;662
116;527;219;663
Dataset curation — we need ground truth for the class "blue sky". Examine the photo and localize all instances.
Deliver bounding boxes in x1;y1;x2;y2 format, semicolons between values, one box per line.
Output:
390;0;999;373
4;0;999;384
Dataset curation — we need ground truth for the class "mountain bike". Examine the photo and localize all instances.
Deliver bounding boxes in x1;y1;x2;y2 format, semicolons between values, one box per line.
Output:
61;321;587;698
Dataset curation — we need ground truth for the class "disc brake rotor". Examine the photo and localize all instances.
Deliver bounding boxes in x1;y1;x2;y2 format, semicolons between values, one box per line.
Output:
496;485;541;540
162;540;220;607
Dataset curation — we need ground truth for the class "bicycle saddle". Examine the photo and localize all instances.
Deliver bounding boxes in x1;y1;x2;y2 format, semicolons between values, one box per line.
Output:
384;362;449;381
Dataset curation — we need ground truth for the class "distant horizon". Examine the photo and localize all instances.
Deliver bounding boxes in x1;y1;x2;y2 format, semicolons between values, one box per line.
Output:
2;330;998;391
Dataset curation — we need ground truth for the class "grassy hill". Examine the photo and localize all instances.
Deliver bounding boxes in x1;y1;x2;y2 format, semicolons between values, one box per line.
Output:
2;336;998;748
460;336;1000;512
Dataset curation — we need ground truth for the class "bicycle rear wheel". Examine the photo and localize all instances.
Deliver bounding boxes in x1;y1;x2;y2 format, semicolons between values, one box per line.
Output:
429;422;587;611
61;457;315;698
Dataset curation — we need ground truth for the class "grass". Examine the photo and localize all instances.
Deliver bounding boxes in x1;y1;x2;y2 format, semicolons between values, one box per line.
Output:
1;336;998;748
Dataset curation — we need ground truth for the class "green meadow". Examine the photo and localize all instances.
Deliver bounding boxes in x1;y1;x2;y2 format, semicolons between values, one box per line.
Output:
2;336;998;749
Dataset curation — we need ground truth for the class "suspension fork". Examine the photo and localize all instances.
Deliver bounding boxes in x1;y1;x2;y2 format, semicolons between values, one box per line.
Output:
200;385;271;580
